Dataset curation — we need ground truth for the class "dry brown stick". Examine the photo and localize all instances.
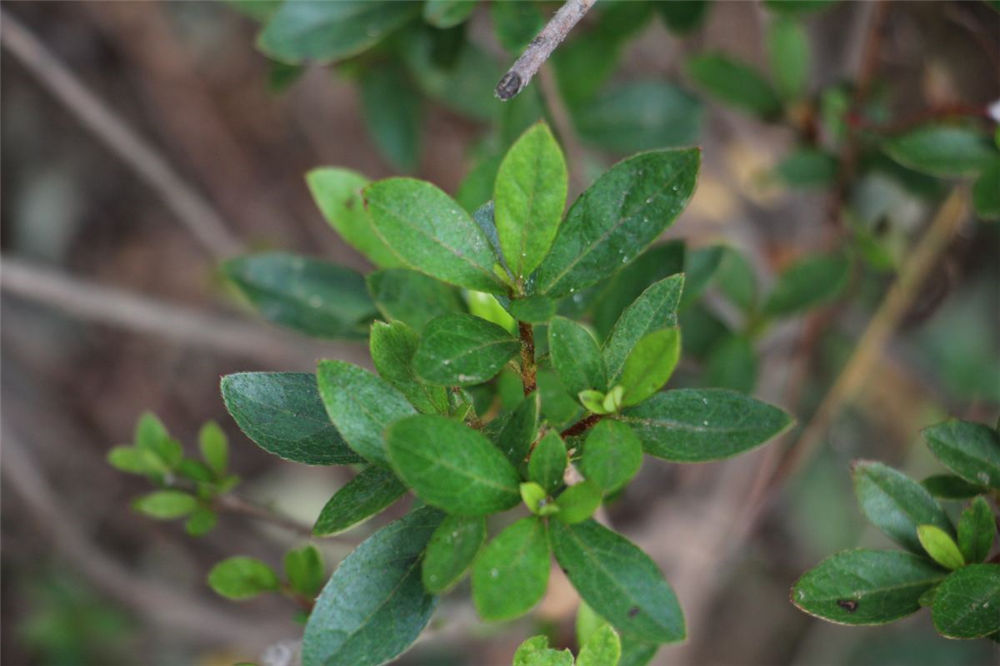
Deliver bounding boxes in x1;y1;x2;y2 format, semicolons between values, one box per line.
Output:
0;256;351;367
215;494;316;539
0;9;242;259
495;0;597;101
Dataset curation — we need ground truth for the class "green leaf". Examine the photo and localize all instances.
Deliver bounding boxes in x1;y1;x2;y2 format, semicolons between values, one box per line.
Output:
762;251;850;317
931;564;1000;638
852;460;954;554
533;149;700;298
491;0;544;52
655;0;709;33
498;392;541;465
366;268;465;332
578;623;622;666
466;290;517;334
549;316;608;397
686;53;781;118
922;474;987;500
306;168;399;268
580;420;643;493
538;368;585;429
883;125;995;177
198;421;228;477
592;242;685;340
514;635;574;666
360;62;422;172
106;446;167;476
226;0;281;22
529;431;568;494
678;245;723;310
258;0;418;64
316;360;417;466
134;412;182;468
132;490;198;519
763;0;838;15
285;544;325;598
494;123;568;281
549;519;685;643
386;415;521;515
917;524;965;570
620;389;792;461
714;246;757;312
472;517;550;621
412;313;520;386
208;556;280;601
766;17;809;101
313;466;407;536
555;481;603;524
923;419;1000;489
791;549;947;625
580;389;611;415
302;507;442;666
223;252;375;339
521;482;558;516
184;507;218;536
221;372;364;466
973;158;1000;220
177;458;214;484
510;295;557;323
619;328;681;407
572;81;702;154
423;0;477;28
370;321;449;414
617;638;659;666
957;496;995;564
775;149;838;189
603;275;685;383
365;178;507;293
422;514;486;593
705;334;758;394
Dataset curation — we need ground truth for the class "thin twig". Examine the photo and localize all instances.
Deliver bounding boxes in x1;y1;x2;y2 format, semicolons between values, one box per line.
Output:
0;9;242;259
519;322;537;395
560;413;603;438
0;256;348;367
215;494;315;539
495;0;597;101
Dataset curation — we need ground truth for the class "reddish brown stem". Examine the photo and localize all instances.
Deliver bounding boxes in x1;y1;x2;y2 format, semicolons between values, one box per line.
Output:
519;322;537;395
561;413;603;438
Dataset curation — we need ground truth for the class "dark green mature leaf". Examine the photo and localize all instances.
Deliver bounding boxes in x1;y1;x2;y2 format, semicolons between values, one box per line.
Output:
973;158;1000;220
258;0;418;64
654;0;709;33
792;549;946;625
775;148;838;189
705;334;758;394
555;481;603;524
580;420;643;493
302;507;442;666
619;328;681;407
423;0;477;28
365;178;508;294
498;392;541;465
678;245;724;312
316;361;417;465
766;17;809;101
307;168;400;268
222;372;363;466
413;313;520;386
370;321;449;415
922;474;987;500
495;123;568;281
618;639;659;666
367;268;465;332
472;517;550;621
549;317;608;397
510;295;557;323
686;53;781;118
529;431;568;494
422;515;486;593
132;490;198;519
883;126;995;177
386;415;521;515
573;81;702;154
620;389;792;461
592;242;685;339
208;557;279;601
762;251;850;317
360;62;422;172
917;524;965;570
550;520;684;643
957;496;995;563
224;252;375;339
603;275;685;383
537;368;584;429
924;419;1000;489
852;460;954;554
931;564;1000;638
313;466;407;536
285;545;325;598
533;150;699;298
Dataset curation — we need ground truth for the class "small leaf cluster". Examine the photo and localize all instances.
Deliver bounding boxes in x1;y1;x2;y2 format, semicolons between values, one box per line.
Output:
793;418;1000;640
209;544;325;613
107;413;237;536
210;122;793;665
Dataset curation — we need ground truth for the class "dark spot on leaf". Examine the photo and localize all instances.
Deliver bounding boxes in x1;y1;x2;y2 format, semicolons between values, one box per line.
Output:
344;198;355;210
837;599;858;612
628;606;640;618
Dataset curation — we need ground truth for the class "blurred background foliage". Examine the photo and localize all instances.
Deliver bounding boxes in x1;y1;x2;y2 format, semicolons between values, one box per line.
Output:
2;1;998;665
